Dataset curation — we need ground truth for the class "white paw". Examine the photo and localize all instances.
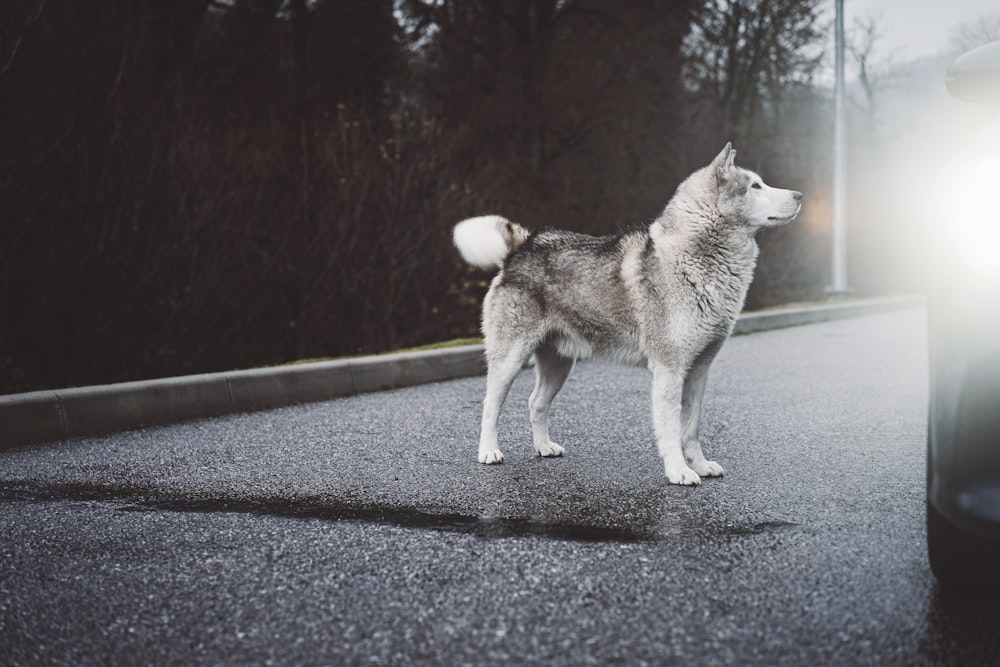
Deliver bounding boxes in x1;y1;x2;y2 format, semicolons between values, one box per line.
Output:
535;441;565;458
479;448;504;464
691;459;724;477
665;464;702;486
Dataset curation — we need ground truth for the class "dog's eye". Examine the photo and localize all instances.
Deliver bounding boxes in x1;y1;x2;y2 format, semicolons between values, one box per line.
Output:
751;182;762;190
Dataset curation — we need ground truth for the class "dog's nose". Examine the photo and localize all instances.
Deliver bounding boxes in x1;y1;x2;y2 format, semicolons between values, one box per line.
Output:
792;191;803;201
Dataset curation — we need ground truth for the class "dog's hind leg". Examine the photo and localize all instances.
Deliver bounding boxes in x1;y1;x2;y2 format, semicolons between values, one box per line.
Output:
478;340;532;464
681;342;724;478
529;341;574;458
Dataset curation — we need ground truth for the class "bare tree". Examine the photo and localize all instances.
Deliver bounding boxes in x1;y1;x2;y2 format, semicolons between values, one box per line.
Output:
846;12;903;130
683;0;827;140
399;0;701;230
0;0;46;76
949;13;1000;54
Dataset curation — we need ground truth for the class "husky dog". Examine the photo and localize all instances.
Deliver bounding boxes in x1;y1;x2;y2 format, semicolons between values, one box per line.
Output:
452;144;802;485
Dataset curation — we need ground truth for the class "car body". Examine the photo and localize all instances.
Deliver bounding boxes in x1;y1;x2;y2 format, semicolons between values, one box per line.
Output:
926;40;1000;585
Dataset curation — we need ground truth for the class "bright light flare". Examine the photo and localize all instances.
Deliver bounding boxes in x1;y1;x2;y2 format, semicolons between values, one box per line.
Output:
937;157;1000;279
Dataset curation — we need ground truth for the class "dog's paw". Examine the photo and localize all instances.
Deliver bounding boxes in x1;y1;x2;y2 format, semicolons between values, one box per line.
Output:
479;448;504;464
535;441;565;458
665;464;702;486
691;460;724;478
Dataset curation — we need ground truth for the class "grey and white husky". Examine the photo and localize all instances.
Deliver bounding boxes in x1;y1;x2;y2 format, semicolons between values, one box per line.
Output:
452;144;802;485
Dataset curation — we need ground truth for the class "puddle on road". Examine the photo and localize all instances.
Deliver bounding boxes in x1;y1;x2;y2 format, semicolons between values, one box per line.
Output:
148;496;657;542
0;481;654;543
1;482;796;543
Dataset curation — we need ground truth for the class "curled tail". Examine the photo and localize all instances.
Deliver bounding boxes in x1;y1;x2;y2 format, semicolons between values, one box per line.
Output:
452;215;530;270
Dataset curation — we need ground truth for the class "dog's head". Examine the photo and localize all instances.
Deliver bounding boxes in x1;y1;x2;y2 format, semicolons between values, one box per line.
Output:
708;143;802;230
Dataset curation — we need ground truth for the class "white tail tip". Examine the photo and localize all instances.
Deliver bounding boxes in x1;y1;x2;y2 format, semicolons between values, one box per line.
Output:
453;215;512;270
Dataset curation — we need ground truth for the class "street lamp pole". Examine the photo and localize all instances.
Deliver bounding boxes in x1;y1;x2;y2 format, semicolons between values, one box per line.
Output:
830;0;850;296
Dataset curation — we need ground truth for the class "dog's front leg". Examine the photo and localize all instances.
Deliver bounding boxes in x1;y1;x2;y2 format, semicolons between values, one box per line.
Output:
651;364;701;485
681;342;724;478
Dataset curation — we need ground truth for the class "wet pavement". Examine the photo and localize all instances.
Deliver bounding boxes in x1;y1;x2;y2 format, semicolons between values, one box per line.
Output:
3;308;1000;665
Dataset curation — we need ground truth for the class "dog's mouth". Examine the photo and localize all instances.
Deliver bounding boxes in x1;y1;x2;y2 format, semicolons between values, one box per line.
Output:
766;214;796;224
767;203;802;224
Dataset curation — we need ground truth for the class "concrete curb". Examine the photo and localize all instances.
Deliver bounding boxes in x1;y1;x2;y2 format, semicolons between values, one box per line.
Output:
731;295;924;334
0;296;922;450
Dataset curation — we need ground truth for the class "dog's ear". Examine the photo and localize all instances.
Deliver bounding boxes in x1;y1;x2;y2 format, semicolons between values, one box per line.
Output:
711;142;736;185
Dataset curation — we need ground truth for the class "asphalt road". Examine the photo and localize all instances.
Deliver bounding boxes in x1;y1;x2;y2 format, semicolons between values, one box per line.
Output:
2;308;999;666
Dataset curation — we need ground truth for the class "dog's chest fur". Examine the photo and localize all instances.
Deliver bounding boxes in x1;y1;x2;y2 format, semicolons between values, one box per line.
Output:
669;231;758;329
625;225;758;359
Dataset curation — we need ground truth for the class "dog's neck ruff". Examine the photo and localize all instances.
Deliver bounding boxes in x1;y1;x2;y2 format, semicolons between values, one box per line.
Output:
647;176;760;330
653;192;756;259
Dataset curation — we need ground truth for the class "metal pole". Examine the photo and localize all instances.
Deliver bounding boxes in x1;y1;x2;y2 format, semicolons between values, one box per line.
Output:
830;0;849;295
